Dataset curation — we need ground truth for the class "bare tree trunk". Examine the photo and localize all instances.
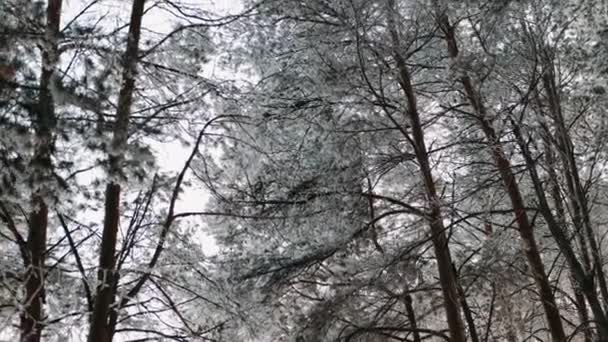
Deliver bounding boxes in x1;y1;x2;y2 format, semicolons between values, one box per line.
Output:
504;96;608;338
21;200;48;342
20;1;62;341
88;1;145;341
385;2;467;341
544;138;593;342
433;8;567;341
542;70;608;310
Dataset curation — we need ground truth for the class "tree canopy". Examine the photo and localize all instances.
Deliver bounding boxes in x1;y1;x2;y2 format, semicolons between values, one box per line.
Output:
2;0;608;341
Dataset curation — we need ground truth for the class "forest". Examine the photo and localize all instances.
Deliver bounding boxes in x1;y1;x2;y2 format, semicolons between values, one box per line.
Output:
1;0;608;341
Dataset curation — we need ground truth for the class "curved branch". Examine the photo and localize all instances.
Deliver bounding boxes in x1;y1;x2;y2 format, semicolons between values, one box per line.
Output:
121;115;244;306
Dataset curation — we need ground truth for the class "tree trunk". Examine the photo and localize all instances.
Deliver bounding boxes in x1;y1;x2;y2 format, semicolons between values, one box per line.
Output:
88;1;145;341
20;1;62;341
454;266;480;342
385;2;467;341
544;137;593;342
504;95;608;338
542;70;608;310
21;199;48;342
403;282;422;342
507;110;608;336
434;8;567;341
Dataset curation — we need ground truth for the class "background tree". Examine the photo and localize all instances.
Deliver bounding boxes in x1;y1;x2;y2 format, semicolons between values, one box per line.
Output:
206;0;608;341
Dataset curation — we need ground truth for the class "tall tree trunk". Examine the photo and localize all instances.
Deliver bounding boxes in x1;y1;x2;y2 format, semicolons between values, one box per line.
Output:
542;70;608;310
20;1;62;341
544;136;593;342
385;2;467;341
433;8;567;341
535;86;593;277
506;109;608;337
88;1;145;341
503;94;608;338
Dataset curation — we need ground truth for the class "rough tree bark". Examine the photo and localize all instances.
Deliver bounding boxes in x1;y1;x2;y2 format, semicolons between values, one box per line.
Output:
385;1;467;341
433;7;567;342
506;106;608;339
87;1;146;341
20;1;62;341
